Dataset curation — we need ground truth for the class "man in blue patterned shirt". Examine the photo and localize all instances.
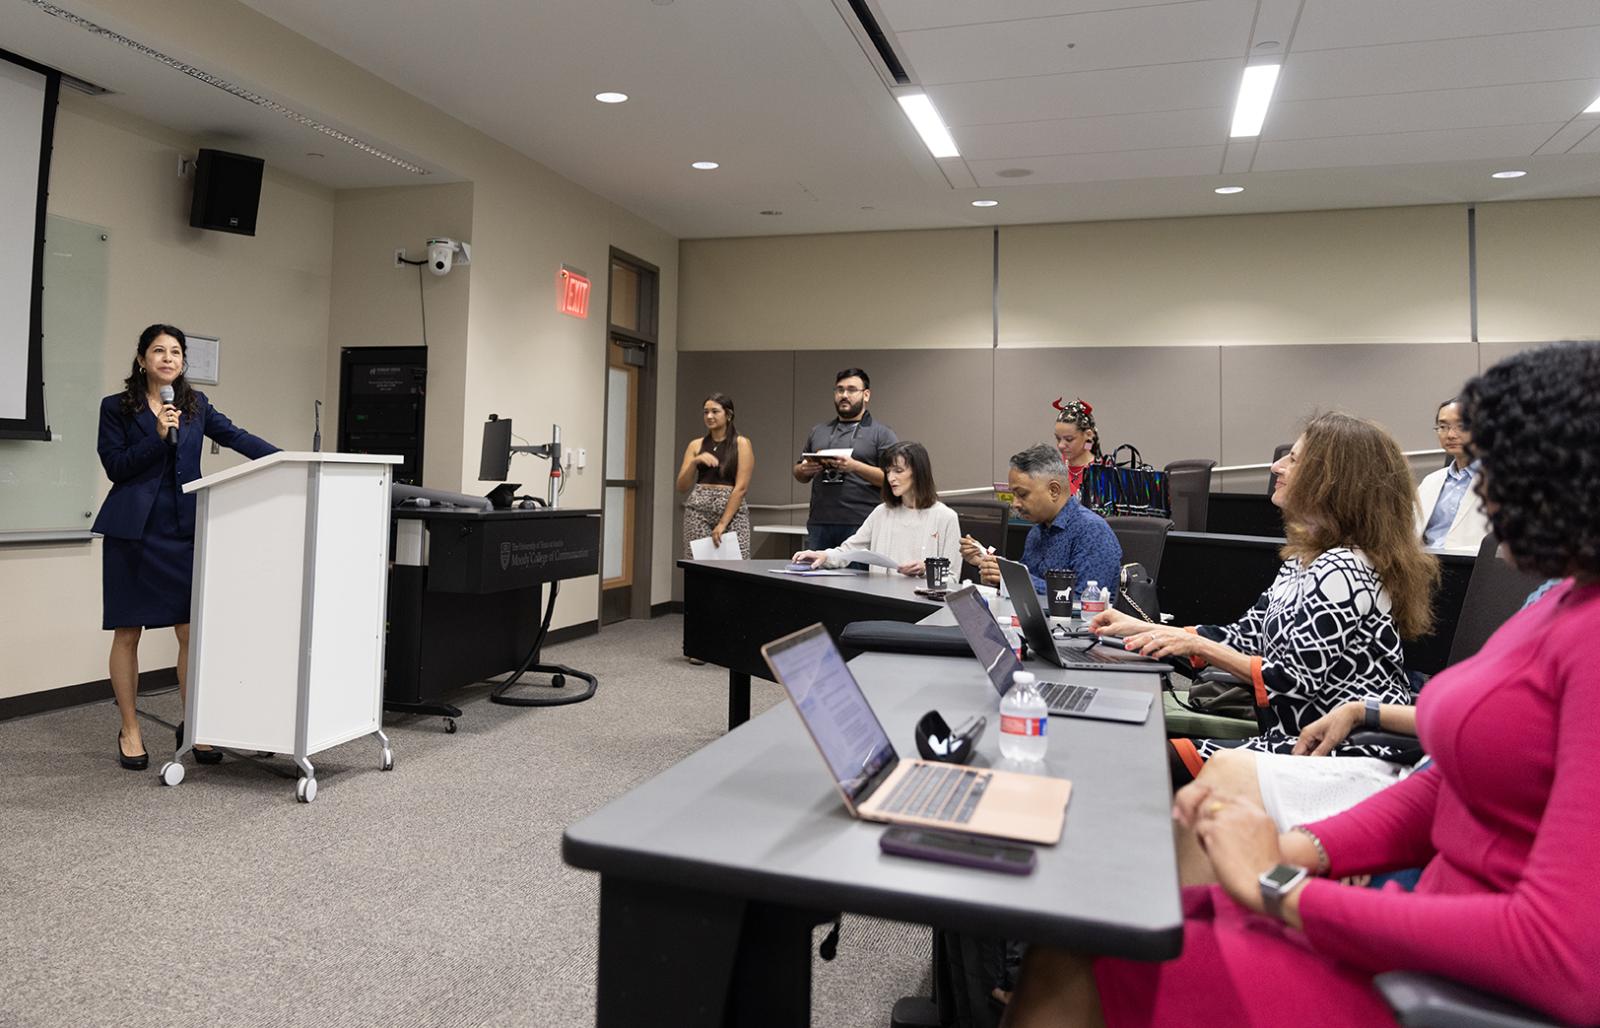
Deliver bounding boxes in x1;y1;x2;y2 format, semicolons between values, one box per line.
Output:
966;444;1122;598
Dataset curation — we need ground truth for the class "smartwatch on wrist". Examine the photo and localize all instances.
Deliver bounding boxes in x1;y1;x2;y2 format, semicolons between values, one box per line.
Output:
1259;863;1309;920
1363;696;1382;731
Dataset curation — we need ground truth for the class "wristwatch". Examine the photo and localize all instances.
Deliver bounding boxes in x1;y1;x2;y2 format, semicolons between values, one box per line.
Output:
1363;696;1382;731
1258;863;1309;920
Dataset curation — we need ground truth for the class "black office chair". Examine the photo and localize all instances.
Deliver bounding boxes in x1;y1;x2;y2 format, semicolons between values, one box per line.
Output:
1162;459;1216;533
946;498;1009;583
1105;516;1173;581
1375;971;1564;1027
1444;534;1546;665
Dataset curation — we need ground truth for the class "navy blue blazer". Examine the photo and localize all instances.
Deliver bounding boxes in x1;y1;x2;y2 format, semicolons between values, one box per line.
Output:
92;391;279;540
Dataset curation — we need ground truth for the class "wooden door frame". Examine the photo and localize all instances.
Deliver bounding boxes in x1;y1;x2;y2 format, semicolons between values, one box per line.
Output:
602;248;660;622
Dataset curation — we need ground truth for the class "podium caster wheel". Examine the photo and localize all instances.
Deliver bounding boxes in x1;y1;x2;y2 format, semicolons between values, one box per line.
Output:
159;761;185;787
552;674;566;688
444;718;458;734
381;748;394;771
296;777;317;803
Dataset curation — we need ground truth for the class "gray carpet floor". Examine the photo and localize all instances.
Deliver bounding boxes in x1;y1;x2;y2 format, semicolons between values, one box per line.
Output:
0;615;930;1028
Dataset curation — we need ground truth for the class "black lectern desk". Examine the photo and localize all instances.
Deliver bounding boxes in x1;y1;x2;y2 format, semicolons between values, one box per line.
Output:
386;507;601;729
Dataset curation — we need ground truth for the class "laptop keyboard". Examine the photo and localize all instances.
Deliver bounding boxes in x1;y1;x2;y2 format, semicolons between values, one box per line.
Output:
880;763;990;824
1040;680;1097;713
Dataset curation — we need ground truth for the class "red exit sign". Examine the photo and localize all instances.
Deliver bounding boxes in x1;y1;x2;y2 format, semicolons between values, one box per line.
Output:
559;266;591;318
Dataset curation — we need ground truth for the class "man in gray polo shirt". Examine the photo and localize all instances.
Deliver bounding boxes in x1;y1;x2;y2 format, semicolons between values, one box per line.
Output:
792;367;898;550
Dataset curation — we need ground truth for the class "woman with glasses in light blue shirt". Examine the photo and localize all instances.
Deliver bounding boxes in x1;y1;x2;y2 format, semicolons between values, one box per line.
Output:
1415;397;1491;551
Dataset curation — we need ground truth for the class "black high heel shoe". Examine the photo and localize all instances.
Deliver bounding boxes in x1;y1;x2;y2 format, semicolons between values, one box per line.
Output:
118;731;149;771
177;721;223;765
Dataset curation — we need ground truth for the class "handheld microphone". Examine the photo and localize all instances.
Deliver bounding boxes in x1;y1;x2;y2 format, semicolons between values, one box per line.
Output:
158;384;178;446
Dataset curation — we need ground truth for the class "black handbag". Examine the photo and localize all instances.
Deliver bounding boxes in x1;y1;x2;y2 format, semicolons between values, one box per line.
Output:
1114;562;1161;623
1080;445;1171;519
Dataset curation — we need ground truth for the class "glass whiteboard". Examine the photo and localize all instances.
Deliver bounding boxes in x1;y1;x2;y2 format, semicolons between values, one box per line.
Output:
0;216;108;538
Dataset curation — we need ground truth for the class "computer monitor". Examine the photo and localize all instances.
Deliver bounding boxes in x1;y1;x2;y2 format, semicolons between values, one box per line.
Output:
479;417;512;481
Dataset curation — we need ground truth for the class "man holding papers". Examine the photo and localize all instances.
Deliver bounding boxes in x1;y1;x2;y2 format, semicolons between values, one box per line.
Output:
791;441;961;576
793;368;898;550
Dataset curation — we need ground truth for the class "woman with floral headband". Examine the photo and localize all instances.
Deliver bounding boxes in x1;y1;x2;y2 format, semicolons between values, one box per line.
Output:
1052;397;1102;497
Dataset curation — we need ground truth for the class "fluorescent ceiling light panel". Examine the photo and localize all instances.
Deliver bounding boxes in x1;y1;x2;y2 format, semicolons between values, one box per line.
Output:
897;93;960;159
1214;186;1244;194
691;161;720;170
971;199;999;207
1585;92;1600;114
1229;64;1281;138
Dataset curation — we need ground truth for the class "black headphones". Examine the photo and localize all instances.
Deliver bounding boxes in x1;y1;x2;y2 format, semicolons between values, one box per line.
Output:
914;711;986;764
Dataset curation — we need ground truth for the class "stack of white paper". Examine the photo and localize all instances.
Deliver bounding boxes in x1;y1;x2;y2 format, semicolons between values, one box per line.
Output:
689;534;743;561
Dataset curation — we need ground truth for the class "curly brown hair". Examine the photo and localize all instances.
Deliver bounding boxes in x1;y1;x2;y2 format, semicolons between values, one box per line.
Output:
1279;411;1439;639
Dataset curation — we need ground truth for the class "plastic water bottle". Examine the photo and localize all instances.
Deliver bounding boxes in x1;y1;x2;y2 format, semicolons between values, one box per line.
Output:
999;671;1049;763
1081;580;1107;617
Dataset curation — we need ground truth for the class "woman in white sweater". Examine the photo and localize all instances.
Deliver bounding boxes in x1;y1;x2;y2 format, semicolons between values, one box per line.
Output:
792;441;963;576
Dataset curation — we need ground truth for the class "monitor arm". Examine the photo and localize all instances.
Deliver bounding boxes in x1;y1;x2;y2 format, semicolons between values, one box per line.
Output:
510;423;563;507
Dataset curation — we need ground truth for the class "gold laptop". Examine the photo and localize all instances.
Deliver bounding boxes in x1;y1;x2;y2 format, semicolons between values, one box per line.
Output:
761;623;1071;845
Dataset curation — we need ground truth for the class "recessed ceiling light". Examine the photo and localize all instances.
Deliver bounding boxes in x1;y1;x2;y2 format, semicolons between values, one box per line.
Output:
594;91;629;104
1214;185;1245;194
971;199;999;207
1229;64;1280;137
691;161;719;170
305;152;324;159
1490;170;1526;179
896;92;960;160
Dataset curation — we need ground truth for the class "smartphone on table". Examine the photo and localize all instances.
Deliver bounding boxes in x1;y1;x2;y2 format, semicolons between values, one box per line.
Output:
879;826;1037;874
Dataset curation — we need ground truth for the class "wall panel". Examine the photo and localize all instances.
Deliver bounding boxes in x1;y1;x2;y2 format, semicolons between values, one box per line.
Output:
998;207;1471;347
680;229;993;350
1476;198;1600;344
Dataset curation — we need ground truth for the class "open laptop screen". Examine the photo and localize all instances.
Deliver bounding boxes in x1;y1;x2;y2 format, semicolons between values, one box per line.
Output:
947;585;1022;696
764;626;897;803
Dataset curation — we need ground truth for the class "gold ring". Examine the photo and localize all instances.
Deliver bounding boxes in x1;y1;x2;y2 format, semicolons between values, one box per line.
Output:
1206;801;1226;814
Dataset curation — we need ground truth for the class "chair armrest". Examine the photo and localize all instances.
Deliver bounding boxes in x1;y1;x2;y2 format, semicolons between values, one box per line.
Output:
1374;971;1563;1028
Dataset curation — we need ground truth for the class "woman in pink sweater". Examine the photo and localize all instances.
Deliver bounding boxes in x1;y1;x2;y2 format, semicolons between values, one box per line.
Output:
1002;342;1600;1028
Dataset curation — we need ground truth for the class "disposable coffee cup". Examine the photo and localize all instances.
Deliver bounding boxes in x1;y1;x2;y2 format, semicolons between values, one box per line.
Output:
1044;568;1076;618
924;556;951;590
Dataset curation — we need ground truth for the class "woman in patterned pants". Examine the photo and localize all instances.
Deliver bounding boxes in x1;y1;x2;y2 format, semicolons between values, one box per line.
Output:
676;392;753;561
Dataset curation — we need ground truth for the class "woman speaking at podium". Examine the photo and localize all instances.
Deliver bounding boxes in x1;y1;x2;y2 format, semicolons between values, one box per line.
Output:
93;324;279;771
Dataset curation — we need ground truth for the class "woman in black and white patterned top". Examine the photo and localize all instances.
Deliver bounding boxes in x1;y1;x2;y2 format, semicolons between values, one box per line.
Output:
1091;412;1439;785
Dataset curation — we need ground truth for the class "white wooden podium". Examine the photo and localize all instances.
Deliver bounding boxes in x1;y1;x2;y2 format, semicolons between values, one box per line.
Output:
159;452;401;802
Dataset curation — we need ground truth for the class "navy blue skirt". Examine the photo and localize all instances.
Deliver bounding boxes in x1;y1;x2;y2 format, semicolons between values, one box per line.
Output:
102;458;195;630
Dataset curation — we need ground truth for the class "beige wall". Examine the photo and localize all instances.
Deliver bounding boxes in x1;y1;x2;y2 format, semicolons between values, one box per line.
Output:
1;94;334;701
327;183;474;490
1475;198;1600;344
998;206;1471;347
3;0;682;700
680;228;992;350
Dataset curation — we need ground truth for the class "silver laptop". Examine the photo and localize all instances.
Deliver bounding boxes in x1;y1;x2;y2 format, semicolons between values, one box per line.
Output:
995;557;1170;674
947;585;1153;723
761;623;1071;845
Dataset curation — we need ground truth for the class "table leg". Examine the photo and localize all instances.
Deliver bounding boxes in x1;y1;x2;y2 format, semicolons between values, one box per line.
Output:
595;875;820;1028
728;670;751;730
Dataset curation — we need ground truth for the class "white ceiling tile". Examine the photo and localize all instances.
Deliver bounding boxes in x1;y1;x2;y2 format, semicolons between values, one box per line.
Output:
1254;124;1565;172
1221;140;1255;173
1277;28;1600;101
875;0;1191;34
897;2;1254;85
1268;81;1600;140
1294;0;1600;52
1567;123;1600;154
970;146;1225;185
929;59;1239;126
957;107;1228;159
